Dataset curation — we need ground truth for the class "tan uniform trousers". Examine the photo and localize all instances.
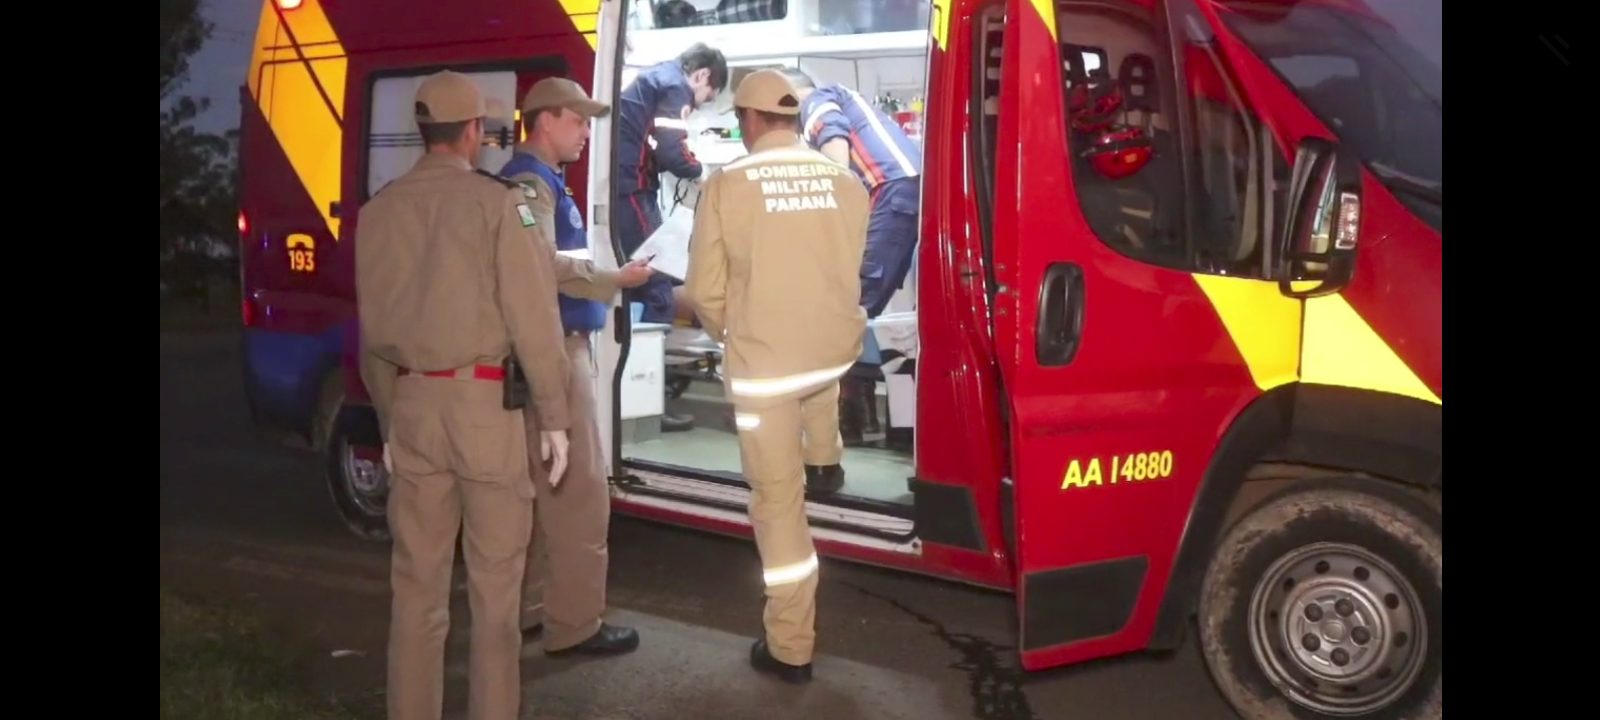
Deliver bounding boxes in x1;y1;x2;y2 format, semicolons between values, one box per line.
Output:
801;381;845;468
520;333;610;650
385;373;534;720
733;379;842;667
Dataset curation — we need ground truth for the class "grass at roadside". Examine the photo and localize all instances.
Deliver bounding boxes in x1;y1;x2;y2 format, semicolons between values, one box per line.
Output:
160;589;364;720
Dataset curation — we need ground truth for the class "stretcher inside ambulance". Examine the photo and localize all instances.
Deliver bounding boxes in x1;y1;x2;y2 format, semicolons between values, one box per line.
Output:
601;0;932;527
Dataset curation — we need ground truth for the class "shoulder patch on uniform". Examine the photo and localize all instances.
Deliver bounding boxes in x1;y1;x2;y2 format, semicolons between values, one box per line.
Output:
474;168;520;189
516;203;537;227
517;181;538;199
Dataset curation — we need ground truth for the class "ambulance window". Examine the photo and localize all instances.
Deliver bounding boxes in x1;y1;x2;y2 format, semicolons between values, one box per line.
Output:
973;4;1005;216
1057;0;1283;278
812;0;929;35
1217;0;1442;233
364;70;519;198
635;0;789;29
1057;1;1189;270
1174;6;1280;277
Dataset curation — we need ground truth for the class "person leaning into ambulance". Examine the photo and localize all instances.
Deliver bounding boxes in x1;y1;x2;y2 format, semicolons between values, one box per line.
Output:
781;68;925;467
614;42;731;434
683;69;871;684
356;70;571;720
496;77;653;657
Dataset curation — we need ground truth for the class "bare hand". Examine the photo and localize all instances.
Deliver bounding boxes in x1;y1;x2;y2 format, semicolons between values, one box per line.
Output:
616;258;655;289
540;430;570;488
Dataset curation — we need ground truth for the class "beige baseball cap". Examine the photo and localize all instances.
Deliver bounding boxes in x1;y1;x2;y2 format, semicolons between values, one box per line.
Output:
521;77;611;118
414;70;487;124
733;69;801;115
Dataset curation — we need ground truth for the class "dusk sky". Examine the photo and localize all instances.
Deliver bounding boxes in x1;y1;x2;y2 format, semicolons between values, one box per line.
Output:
179;0;258;134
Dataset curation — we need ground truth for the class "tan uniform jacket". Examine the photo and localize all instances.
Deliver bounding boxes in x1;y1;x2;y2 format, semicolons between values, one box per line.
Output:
356;152;572;437
502;147;621;304
684;130;870;404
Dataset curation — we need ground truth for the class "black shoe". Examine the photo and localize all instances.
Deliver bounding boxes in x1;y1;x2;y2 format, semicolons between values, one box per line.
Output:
662;412;695;433
750;639;812;684
545;623;640;657
805;464;845;495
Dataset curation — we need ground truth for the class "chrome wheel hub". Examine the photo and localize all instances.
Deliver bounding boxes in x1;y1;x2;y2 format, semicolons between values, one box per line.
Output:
1248;542;1427;716
342;444;389;516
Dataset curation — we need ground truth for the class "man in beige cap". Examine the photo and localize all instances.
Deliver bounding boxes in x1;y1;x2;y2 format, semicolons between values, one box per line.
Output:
496;76;651;657
356;69;570;720
682;69;870;683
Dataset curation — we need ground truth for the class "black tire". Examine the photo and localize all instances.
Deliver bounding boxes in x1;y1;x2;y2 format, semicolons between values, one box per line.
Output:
309;371;343;451
324;404;392;542
1198;478;1440;720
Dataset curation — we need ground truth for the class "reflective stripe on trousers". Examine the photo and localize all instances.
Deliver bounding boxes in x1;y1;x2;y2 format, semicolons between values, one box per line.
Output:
732;380;843;666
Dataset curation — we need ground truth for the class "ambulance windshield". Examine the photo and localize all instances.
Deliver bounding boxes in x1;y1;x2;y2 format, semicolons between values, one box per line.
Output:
1218;0;1441;231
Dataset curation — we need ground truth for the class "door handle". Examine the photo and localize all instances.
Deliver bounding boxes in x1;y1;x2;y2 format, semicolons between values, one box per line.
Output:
1036;262;1084;366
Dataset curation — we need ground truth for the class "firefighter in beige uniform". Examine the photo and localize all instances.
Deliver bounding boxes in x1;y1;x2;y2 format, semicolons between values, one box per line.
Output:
684;69;869;683
497;77;653;656
356;70;572;720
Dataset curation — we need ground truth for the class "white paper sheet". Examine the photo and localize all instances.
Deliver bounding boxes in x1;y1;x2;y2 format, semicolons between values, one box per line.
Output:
630;204;694;281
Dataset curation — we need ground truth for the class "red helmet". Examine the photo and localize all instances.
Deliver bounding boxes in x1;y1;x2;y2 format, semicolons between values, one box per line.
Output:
1083;126;1153;180
1067;75;1124;133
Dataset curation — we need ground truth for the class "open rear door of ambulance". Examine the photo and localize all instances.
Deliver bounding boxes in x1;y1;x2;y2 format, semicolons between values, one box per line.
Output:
588;0;627;479
987;0;1302;670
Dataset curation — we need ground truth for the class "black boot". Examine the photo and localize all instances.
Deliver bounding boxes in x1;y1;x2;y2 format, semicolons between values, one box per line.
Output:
662;411;695;432
839;382;866;446
545;623;640;657
805;464;845;495
750;639;812;684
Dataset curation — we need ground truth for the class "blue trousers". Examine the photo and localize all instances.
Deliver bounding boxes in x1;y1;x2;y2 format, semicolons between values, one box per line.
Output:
861;177;921;318
614;190;679;324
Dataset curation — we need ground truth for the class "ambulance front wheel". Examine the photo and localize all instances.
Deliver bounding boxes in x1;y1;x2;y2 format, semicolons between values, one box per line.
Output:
325;404;392;542
1197;478;1441;720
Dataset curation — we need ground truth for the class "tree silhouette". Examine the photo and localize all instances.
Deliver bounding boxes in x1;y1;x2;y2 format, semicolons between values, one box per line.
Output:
160;0;238;307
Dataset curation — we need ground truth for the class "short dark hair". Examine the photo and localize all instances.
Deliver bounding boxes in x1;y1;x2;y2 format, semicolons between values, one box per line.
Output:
780;69;816;90
740;107;800;129
678;43;729;92
523;106;560;134
419;119;473;145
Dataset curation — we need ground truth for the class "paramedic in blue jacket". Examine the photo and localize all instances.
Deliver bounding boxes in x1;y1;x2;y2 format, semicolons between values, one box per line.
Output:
780;69;923;455
781;70;922;319
499;77;654;658
614;42;729;433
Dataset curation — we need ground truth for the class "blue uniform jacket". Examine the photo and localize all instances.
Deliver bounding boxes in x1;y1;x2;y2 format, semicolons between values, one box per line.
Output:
499;152;606;333
800;84;922;190
615;60;704;198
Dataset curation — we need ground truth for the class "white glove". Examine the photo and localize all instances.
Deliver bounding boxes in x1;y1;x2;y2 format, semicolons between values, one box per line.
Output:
540;430;570;488
383;443;393;473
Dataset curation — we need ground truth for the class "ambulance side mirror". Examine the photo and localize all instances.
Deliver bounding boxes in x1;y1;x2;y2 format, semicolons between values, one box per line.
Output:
1277;137;1361;299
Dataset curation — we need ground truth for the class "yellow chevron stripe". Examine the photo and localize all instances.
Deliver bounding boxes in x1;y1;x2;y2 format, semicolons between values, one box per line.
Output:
1192;274;1302;392
1302;294;1440;405
558;0;600;49
930;0;951;50
248;0;346;241
1195;271;1440;406
1029;0;1058;40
